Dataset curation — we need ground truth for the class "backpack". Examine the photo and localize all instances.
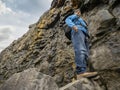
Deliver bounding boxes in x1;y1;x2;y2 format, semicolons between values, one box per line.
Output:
63;24;72;40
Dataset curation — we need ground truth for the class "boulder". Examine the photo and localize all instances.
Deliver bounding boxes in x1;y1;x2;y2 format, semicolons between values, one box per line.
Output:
60;78;103;90
0;68;59;90
88;9;115;35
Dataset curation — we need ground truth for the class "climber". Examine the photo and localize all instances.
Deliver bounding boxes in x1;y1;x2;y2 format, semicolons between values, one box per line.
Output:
65;9;98;79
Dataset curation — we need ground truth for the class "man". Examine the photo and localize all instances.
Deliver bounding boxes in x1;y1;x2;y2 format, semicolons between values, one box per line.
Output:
65;9;97;79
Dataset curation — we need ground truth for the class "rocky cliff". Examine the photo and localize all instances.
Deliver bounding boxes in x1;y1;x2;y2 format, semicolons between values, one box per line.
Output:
0;0;120;90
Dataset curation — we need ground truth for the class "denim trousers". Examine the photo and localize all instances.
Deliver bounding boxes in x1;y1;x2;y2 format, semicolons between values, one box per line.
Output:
71;27;89;74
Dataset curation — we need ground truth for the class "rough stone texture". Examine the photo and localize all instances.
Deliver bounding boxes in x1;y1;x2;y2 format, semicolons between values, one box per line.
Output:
88;9;115;35
0;68;59;90
0;0;120;90
60;78;104;90
37;8;60;29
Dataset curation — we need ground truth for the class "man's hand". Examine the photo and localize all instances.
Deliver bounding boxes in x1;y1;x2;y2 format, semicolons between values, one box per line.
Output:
72;26;78;32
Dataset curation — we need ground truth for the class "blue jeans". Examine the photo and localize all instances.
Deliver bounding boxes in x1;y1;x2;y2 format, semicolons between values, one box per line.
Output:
71;27;89;74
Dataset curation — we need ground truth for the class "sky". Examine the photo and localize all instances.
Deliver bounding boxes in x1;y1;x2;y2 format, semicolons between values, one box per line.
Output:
0;0;52;52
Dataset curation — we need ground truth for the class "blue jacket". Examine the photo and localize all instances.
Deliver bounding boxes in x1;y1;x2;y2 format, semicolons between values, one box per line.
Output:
65;14;88;34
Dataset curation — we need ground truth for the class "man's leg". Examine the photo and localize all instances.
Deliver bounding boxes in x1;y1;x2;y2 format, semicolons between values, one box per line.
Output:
71;30;97;78
71;30;88;74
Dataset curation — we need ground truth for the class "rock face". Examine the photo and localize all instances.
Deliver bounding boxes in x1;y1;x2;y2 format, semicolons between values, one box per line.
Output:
0;68;103;90
0;68;59;90
0;0;120;90
60;78;103;90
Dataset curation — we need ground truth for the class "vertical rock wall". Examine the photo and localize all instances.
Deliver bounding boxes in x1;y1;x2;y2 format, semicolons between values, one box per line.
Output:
0;0;120;89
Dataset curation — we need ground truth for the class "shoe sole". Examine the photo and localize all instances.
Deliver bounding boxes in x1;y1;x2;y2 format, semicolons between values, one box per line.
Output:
83;73;98;78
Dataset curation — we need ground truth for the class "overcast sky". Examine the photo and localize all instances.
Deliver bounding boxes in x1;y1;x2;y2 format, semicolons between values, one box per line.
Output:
0;0;52;52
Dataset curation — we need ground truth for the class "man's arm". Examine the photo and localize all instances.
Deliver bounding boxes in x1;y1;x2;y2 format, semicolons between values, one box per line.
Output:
65;15;78;32
79;18;87;28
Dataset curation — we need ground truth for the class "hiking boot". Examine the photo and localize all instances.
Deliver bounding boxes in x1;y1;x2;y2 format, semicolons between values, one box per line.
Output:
77;72;98;79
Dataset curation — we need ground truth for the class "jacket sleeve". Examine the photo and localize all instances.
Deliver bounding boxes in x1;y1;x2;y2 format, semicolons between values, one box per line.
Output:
65;15;76;28
79;18;87;27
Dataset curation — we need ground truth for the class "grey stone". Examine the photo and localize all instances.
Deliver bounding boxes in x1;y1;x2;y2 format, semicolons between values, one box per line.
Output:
88;9;115;35
60;78;103;90
0;0;120;90
0;68;59;90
